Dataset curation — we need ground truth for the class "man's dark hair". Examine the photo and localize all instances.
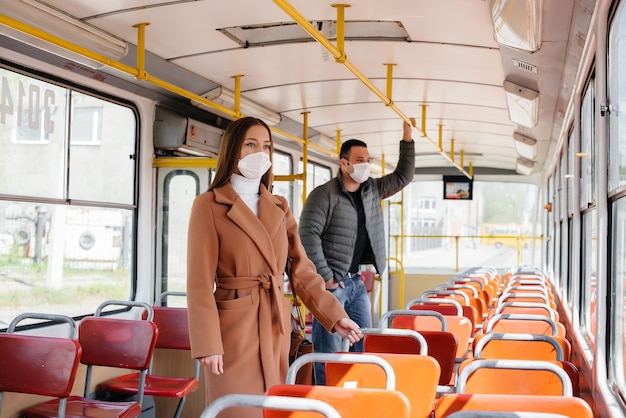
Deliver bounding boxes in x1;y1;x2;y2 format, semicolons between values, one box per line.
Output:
340;139;367;160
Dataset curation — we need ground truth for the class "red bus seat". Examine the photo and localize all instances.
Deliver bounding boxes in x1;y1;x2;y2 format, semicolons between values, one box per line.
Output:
98;292;199;418
364;330;457;386
0;333;82;418
24;301;158;418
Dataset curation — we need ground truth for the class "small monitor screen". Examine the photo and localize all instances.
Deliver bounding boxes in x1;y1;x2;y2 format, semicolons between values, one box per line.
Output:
443;175;473;200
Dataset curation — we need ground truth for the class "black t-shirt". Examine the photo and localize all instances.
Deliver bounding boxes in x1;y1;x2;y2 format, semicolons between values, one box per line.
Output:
348;190;374;273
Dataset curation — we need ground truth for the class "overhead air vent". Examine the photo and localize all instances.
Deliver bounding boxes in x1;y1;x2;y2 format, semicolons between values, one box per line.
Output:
513;58;538;74
218;20;410;48
153;106;223;156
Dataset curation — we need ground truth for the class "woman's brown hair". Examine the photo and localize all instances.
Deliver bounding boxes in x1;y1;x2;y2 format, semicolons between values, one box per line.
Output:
208;117;273;191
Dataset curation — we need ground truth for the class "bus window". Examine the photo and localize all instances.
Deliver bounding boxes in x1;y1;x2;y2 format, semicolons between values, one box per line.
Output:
400;181;540;271
295;159;331;217
272;150;294;208
612;197;626;394
581;209;597;348
0;66;137;326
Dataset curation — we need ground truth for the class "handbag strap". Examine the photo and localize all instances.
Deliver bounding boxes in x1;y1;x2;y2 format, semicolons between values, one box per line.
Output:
286;257;307;333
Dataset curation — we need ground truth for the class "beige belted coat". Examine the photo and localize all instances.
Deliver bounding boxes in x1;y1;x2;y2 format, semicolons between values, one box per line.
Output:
187;182;348;417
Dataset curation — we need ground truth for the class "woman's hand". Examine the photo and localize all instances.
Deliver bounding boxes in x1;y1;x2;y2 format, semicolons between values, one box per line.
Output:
333;317;363;345
199;354;224;375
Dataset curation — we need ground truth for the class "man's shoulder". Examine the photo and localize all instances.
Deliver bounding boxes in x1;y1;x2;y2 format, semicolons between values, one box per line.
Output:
302;178;340;209
311;177;340;195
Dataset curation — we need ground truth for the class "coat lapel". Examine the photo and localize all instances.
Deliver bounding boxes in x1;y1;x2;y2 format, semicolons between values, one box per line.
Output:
214;183;285;272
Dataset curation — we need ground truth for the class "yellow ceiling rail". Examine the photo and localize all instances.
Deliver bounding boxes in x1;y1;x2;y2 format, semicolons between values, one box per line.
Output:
0;13;339;159
153;157;218;168
272;0;472;179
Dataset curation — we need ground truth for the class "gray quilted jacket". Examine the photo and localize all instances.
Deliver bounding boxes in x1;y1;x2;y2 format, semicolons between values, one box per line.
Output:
298;140;415;282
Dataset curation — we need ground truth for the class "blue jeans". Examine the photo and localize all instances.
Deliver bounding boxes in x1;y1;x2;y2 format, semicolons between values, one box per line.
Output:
312;274;372;385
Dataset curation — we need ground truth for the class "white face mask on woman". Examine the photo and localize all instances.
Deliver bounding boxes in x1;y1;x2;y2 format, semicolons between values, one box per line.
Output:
238;152;272;180
348;162;370;184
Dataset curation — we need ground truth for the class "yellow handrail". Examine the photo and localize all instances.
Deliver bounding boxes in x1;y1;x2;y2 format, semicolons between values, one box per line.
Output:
271;0;472;179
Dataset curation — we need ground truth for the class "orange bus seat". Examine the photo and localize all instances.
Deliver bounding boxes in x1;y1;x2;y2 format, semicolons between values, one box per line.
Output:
493;302;559;322
484;313;565;337
499;293;557;310
405;298;478;333
0;333;82;418
446;412;570;418
388;310;471;359
437;285;487;320
287;352;397;389
98;292;199;418
473;333;569;362
325;352;440;418
434;393;593;418
421;290;470;308
456;359;573;396
200;394;341;418
267;384;410;418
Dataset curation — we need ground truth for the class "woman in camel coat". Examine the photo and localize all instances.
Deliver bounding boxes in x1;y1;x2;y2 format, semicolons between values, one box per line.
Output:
187;117;362;418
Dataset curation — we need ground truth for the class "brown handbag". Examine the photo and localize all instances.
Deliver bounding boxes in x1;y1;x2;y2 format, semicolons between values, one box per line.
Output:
286;258;315;385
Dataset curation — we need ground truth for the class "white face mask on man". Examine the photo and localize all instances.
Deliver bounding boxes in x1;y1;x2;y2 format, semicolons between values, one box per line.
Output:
347;162;370;184
238;152;272;180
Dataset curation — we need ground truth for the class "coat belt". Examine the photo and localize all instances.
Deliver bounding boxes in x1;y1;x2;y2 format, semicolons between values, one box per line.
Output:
216;273;286;335
217;273;286;389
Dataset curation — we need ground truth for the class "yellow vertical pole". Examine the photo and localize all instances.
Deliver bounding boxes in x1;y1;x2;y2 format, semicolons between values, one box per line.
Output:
301;112;310;203
421;104;427;137
438;124;443;152
332;4;350;62
450;138;455;163
132;23;150;80
232;75;244;119
385;63;396;102
336;129;342;156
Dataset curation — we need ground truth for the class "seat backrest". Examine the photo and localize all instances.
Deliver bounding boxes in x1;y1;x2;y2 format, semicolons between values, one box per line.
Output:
364;331;457;385
456;358;573;396
473;333;566;361
407;301;478;334
200;394;341;418
494;302;559;322
7;312;77;338
390;312;471;359
267;384;410;418
78;315;158;401
144;306;191;350
0;334;82;398
434;393;593;418
484;314;564;337
360;270;376;292
446;412;570;418
325;352;440;418
0;334;82;418
288;353;397;389
79;317;158;369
